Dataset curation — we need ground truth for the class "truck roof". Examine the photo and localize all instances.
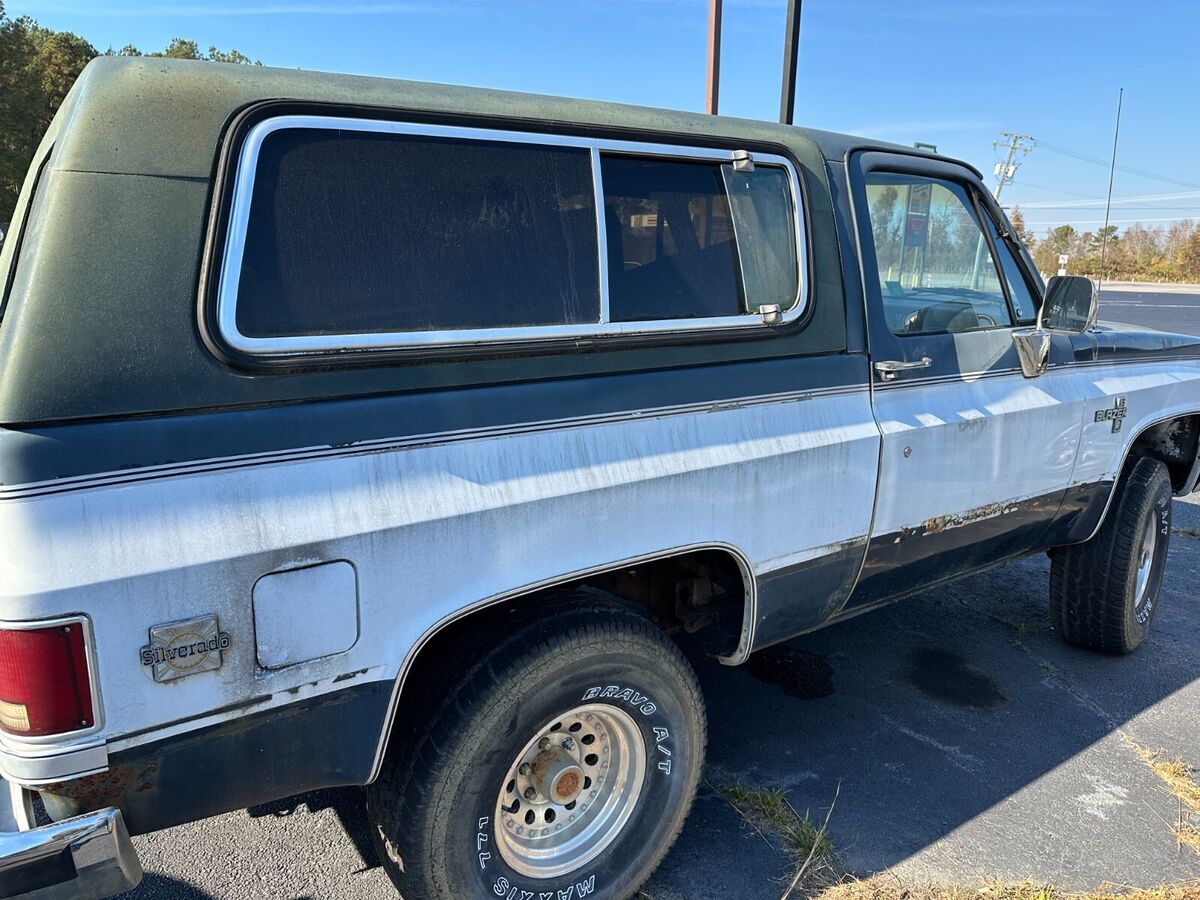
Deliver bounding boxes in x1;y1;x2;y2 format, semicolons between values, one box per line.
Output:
48;55;941;179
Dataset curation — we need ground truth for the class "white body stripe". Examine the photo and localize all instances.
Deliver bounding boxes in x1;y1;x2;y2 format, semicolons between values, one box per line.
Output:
871;367;1086;535
1074;362;1200;487
0;390;879;764
872;359;1200;537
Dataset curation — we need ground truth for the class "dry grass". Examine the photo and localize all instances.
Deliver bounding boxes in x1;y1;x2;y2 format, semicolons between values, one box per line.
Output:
709;777;838;897
705;742;1200;900
1129;741;1200;813
714;782;835;861
816;878;1200;900
1126;737;1200;859
1176;821;1200;856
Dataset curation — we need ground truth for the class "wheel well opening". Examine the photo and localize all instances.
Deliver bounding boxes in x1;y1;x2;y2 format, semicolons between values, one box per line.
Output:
373;548;750;776
1128;415;1200;493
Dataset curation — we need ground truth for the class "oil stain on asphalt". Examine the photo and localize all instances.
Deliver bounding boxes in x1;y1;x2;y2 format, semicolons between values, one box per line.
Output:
747;645;835;699
905;646;1006;709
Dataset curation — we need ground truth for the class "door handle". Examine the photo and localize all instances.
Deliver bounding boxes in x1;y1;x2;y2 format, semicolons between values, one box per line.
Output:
873;357;932;381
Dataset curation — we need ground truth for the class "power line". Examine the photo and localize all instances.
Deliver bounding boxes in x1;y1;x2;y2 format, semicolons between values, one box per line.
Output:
1014;205;1200;211
1013;181;1104;199
1014;189;1200;209
1026;214;1199;229
1038;139;1200;191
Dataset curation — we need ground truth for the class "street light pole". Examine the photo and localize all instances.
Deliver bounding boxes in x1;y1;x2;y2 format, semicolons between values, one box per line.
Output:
779;0;802;124
705;0;722;115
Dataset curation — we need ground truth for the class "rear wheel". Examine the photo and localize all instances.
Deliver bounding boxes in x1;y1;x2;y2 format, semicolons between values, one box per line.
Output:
1050;457;1172;654
368;592;706;900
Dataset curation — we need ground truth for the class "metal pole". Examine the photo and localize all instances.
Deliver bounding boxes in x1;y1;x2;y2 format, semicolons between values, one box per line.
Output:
1098;88;1124;290
779;0;802;124
705;0;722;115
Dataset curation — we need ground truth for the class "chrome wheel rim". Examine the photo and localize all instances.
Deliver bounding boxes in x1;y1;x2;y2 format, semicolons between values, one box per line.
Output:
493;703;646;879
1134;514;1158;608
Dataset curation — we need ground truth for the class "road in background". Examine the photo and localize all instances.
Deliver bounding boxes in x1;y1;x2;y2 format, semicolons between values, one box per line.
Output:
1098;282;1200;335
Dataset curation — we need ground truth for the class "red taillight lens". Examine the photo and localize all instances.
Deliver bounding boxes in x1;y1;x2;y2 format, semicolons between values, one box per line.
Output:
0;622;94;737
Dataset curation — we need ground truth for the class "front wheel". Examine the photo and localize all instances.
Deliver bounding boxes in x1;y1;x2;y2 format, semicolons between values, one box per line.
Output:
368;593;706;900
1050;457;1173;654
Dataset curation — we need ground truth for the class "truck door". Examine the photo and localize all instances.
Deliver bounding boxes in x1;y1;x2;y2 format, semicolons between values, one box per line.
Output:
847;151;1085;609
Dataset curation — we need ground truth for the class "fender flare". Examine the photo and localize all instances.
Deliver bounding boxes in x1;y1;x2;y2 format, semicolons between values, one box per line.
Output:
365;541;756;783
1076;409;1200;544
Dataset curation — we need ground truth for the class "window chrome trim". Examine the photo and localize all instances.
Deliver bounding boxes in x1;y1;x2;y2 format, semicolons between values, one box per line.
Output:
216;115;809;357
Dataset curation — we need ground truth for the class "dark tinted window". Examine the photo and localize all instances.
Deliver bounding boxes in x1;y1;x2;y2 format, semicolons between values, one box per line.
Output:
602;156;745;322
235;130;600;338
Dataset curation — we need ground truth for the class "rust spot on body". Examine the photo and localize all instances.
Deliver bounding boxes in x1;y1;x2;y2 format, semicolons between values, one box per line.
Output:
898;499;1023;541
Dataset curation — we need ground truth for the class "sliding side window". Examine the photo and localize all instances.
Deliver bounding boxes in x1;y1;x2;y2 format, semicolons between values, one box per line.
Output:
601;155;799;322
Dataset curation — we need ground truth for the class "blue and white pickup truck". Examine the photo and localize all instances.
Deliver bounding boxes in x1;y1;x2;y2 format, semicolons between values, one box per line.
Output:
1;58;1198;900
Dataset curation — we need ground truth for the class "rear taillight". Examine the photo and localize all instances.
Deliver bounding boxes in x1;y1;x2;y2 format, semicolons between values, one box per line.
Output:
0;619;95;737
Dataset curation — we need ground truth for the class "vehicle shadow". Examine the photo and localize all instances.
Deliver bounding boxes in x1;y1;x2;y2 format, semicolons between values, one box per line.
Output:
247;787;381;873
120;874;217;898
642;498;1200;897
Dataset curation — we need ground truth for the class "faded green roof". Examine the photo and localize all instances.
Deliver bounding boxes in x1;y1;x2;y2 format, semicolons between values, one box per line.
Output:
53;55;898;180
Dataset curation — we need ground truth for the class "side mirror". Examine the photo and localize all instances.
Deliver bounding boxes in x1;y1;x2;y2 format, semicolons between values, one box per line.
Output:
1012;275;1099;378
1040;275;1098;334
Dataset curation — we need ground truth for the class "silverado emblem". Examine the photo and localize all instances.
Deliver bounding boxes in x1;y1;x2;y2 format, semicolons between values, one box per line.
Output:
1094;396;1128;433
140;614;231;683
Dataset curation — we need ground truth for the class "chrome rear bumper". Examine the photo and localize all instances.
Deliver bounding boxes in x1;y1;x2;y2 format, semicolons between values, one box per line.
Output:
0;780;140;900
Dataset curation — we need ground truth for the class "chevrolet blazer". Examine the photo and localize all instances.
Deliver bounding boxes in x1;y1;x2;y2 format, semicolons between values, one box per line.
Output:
1;57;1199;900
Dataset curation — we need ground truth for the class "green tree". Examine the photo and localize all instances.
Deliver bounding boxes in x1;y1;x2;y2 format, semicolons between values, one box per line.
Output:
0;6;260;223
0;14;96;225
108;37;260;65
1009;205;1034;247
1174;225;1200;282
1033;224;1076;275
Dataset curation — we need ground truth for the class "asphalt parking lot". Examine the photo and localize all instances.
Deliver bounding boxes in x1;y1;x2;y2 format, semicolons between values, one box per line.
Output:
1099;282;1200;334
123;286;1200;899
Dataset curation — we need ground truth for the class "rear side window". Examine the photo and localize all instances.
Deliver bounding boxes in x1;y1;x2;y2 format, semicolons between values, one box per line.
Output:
215;118;807;357
602;157;798;323
236;131;599;338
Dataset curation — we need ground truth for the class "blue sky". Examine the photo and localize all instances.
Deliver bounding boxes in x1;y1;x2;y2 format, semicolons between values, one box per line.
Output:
11;0;1200;237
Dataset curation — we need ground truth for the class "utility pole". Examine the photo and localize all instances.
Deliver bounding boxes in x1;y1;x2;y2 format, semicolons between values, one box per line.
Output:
992;131;1036;199
778;0;802;124
705;0;722;115
971;132;1034;288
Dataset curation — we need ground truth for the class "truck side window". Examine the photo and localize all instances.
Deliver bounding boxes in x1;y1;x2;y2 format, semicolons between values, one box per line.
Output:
235;129;601;338
218;118;808;356
601;155;798;322
865;173;1014;336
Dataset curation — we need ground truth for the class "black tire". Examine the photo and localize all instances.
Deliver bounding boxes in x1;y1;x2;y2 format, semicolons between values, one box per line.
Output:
1050;457;1172;654
368;591;706;900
